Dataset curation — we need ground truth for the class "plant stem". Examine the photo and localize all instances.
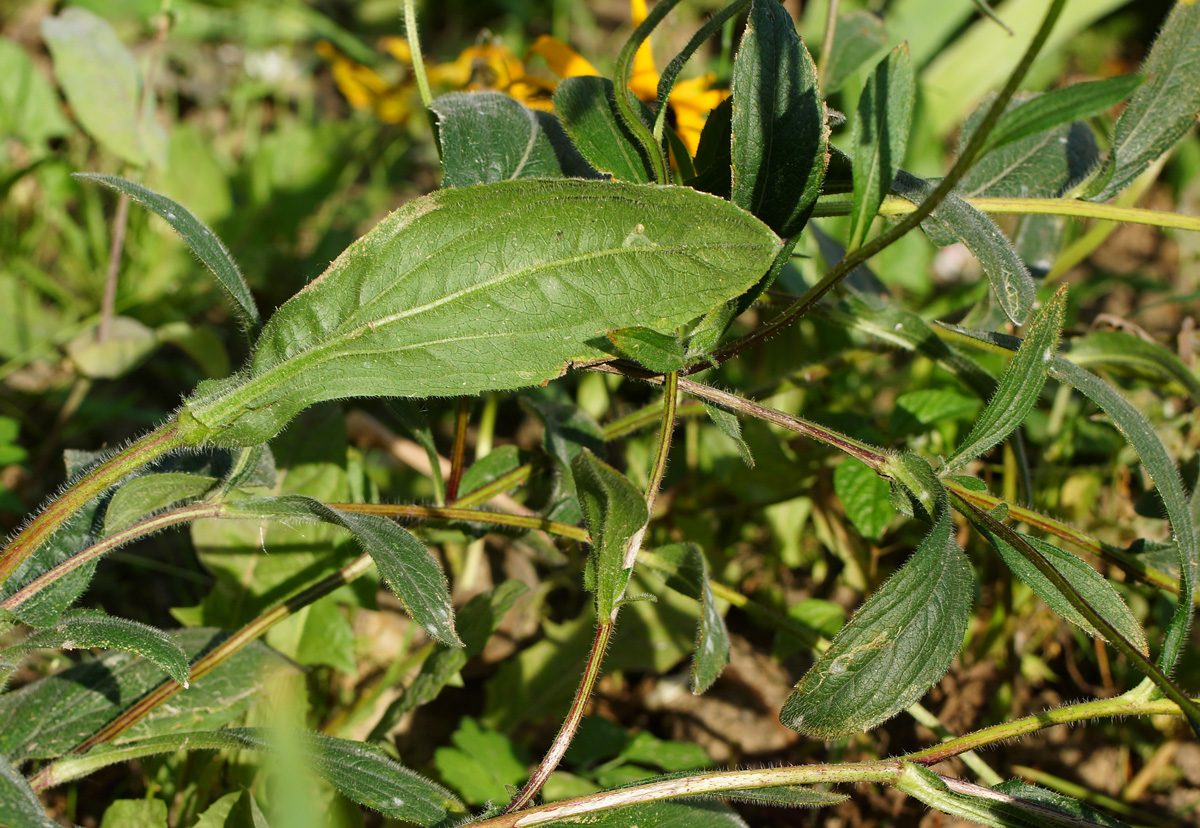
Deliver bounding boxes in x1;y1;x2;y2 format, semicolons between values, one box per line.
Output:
97;194;131;343
816;0;839;87
27;552;377;792
331;503;587;542
0;503;221;611
446;397;470;502
623;371;678;567
0;423;185;586
807;194;1200;233
704;0;1068;371
503;621;615;814
403;0;433;109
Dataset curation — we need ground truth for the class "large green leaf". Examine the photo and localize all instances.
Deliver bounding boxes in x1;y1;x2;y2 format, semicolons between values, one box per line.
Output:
0;611;189;687
573;450;648;620
40;8;164;167
0;628;287;763
430;91;596;187
223;495;458;646
892;170;1035;324
74;175;261;337
0;756;60;828
847;44;914;252
553;76;655;183
178;180;781;447
945;287;1065;472
779;508;973;738
1086;2;1200;201
731;0;829;238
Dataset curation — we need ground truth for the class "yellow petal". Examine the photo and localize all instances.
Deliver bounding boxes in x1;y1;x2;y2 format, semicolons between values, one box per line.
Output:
507;79;556;111
630;0;659;98
373;89;412;123
378;36;411;63
526;34;599;78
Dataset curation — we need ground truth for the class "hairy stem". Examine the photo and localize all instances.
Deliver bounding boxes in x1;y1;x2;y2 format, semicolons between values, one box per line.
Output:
0;423;186;586
332;502;587;541
403;0;433;109
446;397;470;502
624;371;678;567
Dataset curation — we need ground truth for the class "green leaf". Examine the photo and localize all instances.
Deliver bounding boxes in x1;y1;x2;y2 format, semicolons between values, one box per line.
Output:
884;451;947;521
459;445;524;499
66;316;160;379
894;389;980;431
641;543;731;693
104;472;218;535
542;799;748;828
687;97;732;199
99;799;168;828
74;174;261;337
0;38;72;146
305;731;469;824
370;581;527;735
822;9;889;94
194;791;270;828
431;91;596;187
525;396;606;525
982;75;1144;155
702;402;753;467
572;450;648;620
618;730;711;771
779;508;973;738
833;458;894;540
991;779;1132;828
731;0;829;237
223;495;459;646
1067;330;1200;406
970;523;1147;653
1086;2;1200;201
0;755;60;828
178;180;782;447
722;786;848;808
607;326;687;373
847;44;914;252
892;170;1035;324
387;400;445;500
0;611;190;686
0;628;287;763
945;287;1065;472
40;8;164;168
433;717;528;807
553;76;655;183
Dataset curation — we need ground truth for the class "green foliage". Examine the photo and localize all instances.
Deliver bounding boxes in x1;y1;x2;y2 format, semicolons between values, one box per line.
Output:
0;0;1197;826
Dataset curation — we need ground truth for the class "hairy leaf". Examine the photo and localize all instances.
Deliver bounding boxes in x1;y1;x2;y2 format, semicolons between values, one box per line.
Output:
104;472;217;535
607;326;687;374
731;0;829;237
1087;2;1200;201
847;44;913;251
431;91;596;187
703;403;753;467
572;450;648;619
223;495;458;645
969;524;1147;653
178;180;781;447
780;508;972;738
982;75;1144;154
641;544;731;693
958;109;1098;199
74;175;260;336
542;799;749;828
0;756;60;828
892;170;1035;324
554;76;655;183
1067;330;1200;406
945;287;1065;472
721;786;848;808
0;611;189;687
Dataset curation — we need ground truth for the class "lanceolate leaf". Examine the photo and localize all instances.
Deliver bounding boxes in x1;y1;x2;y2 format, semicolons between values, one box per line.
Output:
0;756;60;828
554;76;655;183
1067;330;1200;406
892;170;1034;324
223;495;459;646
779;508;973;738
847;44;913;252
731;0;829;238
945;287;1066;472
430;91;596;187
721;786;848;808
74;174;260;336
969;523;1147;654
982;74;1144;154
1086;2;1200;201
178;180;782;447
0;611;190;687
543;799;749;828
104;472;218;535
572;450;648;620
